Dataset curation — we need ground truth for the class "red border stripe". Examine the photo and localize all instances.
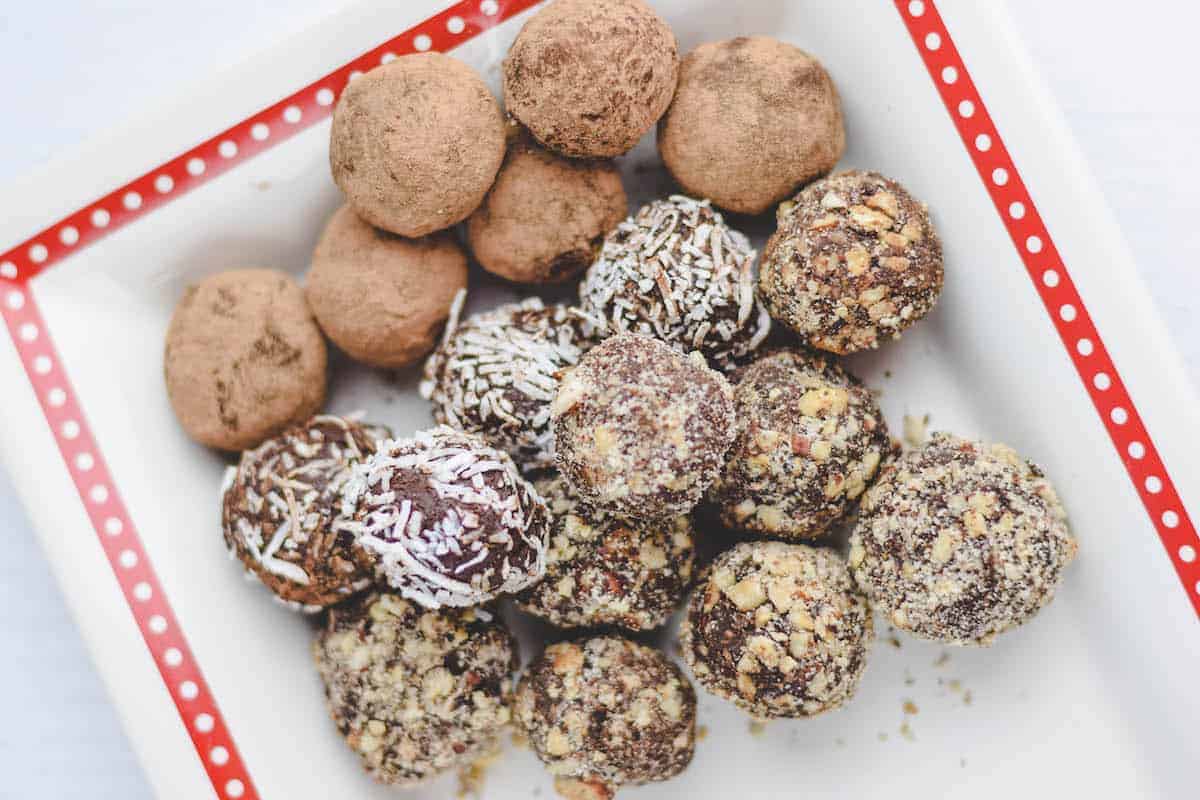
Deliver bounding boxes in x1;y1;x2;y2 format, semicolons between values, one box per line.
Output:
0;2;539;798
895;0;1200;616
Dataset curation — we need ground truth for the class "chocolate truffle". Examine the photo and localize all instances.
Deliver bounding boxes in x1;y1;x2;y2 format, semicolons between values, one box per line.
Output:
515;636;696;799
340;426;549;608
515;473;695;631
552;334;736;521
164;268;326;451
329;54;505;236
503;0;679;158
758;170;944;354
658;37;845;215
578;195;771;371
681;540;872;718
849;433;1077;645
467;133;628;284
307;205;468;369
421;297;594;473
221;415;388;610
709;349;892;540
314;593;517;786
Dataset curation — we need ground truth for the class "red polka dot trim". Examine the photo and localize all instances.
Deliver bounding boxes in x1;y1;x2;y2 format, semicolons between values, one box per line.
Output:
0;3;538;798
897;0;1200;618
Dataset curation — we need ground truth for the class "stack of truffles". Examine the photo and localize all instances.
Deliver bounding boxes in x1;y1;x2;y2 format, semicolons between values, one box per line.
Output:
161;1;1079;796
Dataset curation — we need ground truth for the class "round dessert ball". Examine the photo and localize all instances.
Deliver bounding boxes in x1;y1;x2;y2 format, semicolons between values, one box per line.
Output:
681;540;872;718
552;333;736;521
307;205;467;369
709;348;893;540
849;433;1077;645
221;415;389;610
467;133;628;284
515;636;696;799
164;268;326;451
758;170;944;354
578;195;772;371
341;426;549;608
659;37;845;215
314;592;517;786
503;0;679;158
420;298;594;473
329;54;505;236
515;473;696;631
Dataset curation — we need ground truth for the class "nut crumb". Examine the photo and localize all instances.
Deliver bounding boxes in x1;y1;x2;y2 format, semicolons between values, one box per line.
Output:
902;699;919;715
457;743;502;798
902;413;929;448
696;725;709;742
748;720;768;737
934;651;951;667
899;721;915;741
963;690;974;706
877;732;889;742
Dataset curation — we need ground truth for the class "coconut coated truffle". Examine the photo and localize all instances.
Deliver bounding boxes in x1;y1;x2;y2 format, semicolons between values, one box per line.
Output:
467;133;628;284
552;334;736;521
515;636;696;799
659;37;845;215
307;205;467;368
164;268;326;451
503;0;679;158
758;170;944;354
709;349;892;540
421;297;594;473
340;426;549;608
314;593;517;786
849;433;1077;645
578;195;771;371
221;415;387;610
330;54;505;236
516;473;695;631
681;540;872;718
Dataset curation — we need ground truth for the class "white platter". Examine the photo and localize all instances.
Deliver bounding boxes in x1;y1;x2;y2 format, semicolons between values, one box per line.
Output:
1;1;1198;798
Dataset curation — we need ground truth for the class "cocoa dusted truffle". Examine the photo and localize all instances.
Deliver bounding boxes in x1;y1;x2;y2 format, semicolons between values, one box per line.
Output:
307;205;467;369
515;636;696;799
314;593;517;786
709;349;893;540
221;415;388;611
503;0;679;158
467;133;628;284
849;433;1077;645
329;54;505;237
552;333;736;521
164;268;326;451
758;170;944;354
659;36;845;215
681;540;872;718
420;297;594;473
515;473;695;631
578;195;771;371
340;426;549;608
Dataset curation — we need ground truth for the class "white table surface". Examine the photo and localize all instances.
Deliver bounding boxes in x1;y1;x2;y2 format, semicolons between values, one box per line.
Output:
1;2;1196;797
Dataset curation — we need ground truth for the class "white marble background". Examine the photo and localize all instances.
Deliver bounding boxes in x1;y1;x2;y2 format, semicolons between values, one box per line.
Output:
0;2;1196;797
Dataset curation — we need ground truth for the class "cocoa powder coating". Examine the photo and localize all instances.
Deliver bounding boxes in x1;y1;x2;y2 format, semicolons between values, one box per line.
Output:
164;268;326;451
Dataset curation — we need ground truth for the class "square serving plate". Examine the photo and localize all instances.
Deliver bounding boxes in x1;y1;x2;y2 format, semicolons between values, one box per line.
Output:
2;1;1198;798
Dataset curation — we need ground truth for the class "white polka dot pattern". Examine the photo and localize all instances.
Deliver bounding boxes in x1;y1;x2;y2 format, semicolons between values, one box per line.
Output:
901;0;1200;615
